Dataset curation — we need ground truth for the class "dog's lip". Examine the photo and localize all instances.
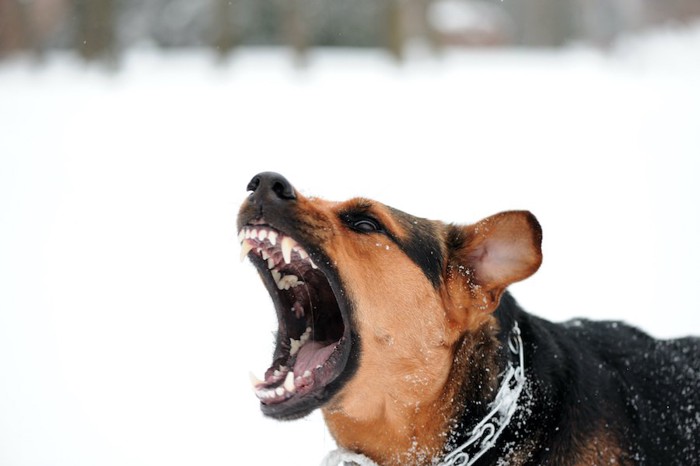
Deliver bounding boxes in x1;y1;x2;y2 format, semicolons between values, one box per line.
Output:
240;222;356;419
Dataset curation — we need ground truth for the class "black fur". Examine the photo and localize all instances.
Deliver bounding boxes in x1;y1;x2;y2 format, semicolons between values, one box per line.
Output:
447;292;700;465
385;206;444;288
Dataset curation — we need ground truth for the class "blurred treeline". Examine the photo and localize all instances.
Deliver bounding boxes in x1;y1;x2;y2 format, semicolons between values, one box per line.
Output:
1;0;699;61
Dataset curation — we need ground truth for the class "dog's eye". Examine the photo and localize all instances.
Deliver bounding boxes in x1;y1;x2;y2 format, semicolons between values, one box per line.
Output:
353;219;380;233
343;214;383;234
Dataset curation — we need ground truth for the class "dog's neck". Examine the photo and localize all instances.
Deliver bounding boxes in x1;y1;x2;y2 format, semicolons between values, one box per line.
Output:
440;321;529;466
321;322;528;466
322;318;511;465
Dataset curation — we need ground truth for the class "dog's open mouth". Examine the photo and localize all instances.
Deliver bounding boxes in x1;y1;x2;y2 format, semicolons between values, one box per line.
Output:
239;224;354;419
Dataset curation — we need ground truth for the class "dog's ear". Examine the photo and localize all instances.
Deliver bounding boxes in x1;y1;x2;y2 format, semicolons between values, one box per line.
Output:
444;211;542;329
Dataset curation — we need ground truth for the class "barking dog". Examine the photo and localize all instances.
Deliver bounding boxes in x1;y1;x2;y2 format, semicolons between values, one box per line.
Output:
238;172;700;466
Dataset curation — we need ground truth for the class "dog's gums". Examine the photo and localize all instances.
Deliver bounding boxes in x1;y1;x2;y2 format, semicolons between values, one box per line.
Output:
239;224;351;417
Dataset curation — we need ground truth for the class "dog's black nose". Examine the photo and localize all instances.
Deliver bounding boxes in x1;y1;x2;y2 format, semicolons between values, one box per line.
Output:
247;172;296;201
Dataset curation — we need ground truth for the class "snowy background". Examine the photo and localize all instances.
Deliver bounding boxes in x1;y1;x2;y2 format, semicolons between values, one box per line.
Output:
2;23;700;466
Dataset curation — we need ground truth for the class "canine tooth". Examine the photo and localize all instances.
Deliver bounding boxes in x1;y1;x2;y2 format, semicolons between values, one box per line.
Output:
261;250;269;260
267;258;276;269
249;371;264;389
240;241;253;261
259;230;267;241
298;249;308;260
309;258;318;269
284;371;296;393
268;231;278;246
281;237;295;264
275;387;285;397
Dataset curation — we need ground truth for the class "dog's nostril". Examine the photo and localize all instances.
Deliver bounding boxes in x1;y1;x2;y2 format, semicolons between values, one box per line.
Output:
272;180;295;200
247;176;261;193
247;172;296;201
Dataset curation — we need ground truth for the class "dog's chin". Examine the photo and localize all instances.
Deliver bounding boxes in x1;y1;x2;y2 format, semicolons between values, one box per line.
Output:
240;224;357;420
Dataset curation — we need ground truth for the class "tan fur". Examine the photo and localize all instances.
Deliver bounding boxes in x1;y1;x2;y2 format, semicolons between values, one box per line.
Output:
319;203;455;464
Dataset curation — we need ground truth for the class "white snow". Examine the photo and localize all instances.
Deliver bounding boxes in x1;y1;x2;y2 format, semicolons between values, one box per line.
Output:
2;22;700;466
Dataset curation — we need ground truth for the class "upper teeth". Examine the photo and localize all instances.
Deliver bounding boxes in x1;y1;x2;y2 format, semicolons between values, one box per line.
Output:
281;237;294;265
238;226;320;275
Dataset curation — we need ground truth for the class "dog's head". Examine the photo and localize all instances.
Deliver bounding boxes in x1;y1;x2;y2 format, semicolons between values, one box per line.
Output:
238;172;542;424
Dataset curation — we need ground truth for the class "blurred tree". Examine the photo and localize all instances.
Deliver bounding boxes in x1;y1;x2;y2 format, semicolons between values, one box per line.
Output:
417;0;444;53
213;0;238;57
508;0;576;46
280;0;308;65
74;0;115;60
2;0;700;62
386;0;406;61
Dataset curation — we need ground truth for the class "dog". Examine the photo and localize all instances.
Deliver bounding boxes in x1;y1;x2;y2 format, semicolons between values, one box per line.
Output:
238;172;700;466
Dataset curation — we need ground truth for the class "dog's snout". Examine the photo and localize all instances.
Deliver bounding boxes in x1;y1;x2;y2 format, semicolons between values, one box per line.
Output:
247;172;296;202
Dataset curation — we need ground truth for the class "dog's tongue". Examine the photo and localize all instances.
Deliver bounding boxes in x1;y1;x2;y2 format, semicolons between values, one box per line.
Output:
294;341;336;375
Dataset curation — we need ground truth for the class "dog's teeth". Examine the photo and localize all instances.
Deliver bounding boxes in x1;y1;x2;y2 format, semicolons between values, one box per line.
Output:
261;250;269;260
268;231;278;246
238;230;245;242
303;370;312;379
259;230;267;241
290;330;310;356
276;275;288;290
290;338;301;356
309;258;318;269
240;241;253;262
244;229;251;239
286;275;298;288
267;257;276;269
284;371;296;393
301;327;312;343
298;249;308;260
275;387;285;397
271;269;282;287
281;237;295;264
281;275;299;289
251;229;259;240
249;371;264;390
256;388;275;401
